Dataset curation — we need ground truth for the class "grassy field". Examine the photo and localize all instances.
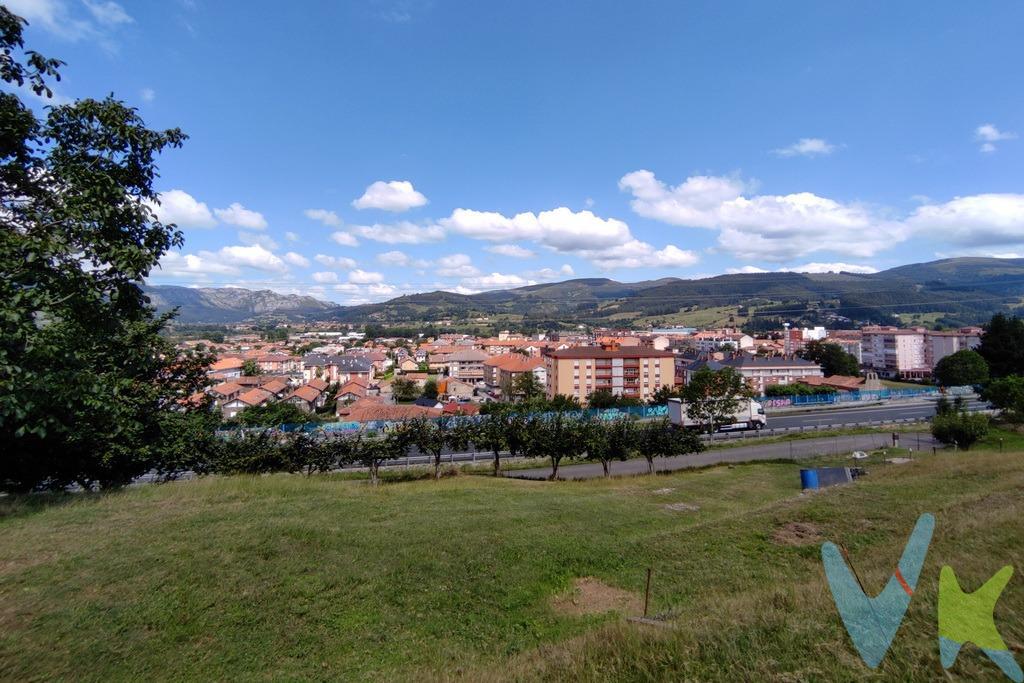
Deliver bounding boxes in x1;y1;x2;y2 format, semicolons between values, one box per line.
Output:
2;436;1023;681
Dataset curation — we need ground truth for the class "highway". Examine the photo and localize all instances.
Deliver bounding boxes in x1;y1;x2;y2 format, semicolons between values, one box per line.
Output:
766;398;988;431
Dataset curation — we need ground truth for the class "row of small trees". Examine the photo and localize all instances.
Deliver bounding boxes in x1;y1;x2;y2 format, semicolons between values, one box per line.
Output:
187;410;704;484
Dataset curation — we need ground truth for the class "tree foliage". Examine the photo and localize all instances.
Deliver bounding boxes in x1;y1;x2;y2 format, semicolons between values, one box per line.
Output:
233;402;313;427
932;349;988;387
681;367;753;434
512;371;544;401
1;9;209;491
391;377;418;402
581;417;637;477
635;419;704;474
931;411;989;451
981;375;1024;419
798;341;860;377
977;314;1024;379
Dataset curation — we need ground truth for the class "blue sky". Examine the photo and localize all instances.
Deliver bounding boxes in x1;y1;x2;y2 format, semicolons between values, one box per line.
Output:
6;1;1024;303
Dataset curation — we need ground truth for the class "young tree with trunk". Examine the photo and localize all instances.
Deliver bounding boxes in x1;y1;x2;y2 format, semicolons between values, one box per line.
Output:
352;426;411;485
474;411;508;476
636;419;704;474
528;412;586;480
409;417;451;479
681;367;753;438
582;417;637;477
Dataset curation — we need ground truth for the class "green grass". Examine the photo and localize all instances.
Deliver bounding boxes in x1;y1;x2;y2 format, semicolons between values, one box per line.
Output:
896;311;947;326
2;447;1023;681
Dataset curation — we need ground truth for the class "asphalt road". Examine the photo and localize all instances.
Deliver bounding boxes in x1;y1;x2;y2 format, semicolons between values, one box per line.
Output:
766;398;988;430
506;431;945;481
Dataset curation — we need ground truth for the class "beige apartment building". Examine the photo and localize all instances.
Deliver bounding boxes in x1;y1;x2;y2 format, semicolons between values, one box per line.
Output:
544;346;675;403
862;326;982;379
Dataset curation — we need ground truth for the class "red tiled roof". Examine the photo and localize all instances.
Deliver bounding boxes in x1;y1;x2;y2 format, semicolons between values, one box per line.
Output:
338;401;442;422
307;378;329;392
287;385;322;403
236;388;274;406
209;382;243;397
210;357;245;371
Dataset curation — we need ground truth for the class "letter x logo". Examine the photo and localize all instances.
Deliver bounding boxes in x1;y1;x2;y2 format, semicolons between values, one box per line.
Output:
821;513;1021;681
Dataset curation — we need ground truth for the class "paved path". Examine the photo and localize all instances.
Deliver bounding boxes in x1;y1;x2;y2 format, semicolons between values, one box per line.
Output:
505;431;943;481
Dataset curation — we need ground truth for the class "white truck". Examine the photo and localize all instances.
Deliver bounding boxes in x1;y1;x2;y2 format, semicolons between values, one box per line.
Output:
667;397;767;432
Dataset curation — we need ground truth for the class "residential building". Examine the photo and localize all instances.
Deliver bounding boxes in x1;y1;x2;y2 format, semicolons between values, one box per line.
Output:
924;328;982;369
544;345;675;403
256;353;301;374
496;356;546;395
282;385;325;413
861;327;928;379
221;388;274;420
446;349;489;382
683;356;824;394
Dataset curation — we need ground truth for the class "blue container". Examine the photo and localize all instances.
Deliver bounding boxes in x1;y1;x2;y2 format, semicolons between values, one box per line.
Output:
800;469;820;490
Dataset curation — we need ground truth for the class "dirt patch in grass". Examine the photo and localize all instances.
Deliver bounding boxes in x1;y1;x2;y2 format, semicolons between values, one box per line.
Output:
551;577;642;617
772;521;822;546
663;502;700;513
651;488;675;495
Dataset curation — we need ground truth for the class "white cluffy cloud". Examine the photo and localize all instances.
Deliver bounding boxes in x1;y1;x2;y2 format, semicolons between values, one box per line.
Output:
975;124;1017;153
283;252;310;267
376;250;430;268
140;87;156;102
157;244;287;279
148;189;216;228
304;208;343;227
619;170;908;262
352;180;428;212
350;221;445;244
441;206;695;269
314;254;357;270
214;203;267;230
435;253;480;278
486;244;535;258
329;231;360;247
907;194;1024;246
348;269;385;284
772;138;836;157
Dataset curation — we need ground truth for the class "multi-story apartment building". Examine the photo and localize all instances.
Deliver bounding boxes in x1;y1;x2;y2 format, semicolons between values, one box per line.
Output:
446;349;489;382
924;328;983;369
861;326;982;378
682;356;824;394
544;346;675;403
861;327;928;379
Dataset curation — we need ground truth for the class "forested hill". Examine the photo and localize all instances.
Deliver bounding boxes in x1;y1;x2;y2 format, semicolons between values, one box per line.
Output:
146;257;1024;326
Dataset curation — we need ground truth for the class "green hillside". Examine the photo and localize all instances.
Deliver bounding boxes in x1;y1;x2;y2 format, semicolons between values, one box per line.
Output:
2;437;1022;680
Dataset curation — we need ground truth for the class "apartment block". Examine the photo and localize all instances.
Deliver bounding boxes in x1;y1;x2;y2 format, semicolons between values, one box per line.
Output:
544;346;675;403
861;327;928;379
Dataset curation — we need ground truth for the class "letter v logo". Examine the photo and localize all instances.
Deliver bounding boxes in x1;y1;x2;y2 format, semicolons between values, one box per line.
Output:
821;513;935;668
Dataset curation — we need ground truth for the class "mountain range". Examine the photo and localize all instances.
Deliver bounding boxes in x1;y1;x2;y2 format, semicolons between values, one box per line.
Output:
144;257;1024;327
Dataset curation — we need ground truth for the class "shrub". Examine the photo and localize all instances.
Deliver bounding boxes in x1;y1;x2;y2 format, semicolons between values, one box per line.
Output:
931;412;989;450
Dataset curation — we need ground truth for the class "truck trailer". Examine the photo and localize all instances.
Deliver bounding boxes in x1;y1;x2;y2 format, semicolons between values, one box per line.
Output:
667;397;767;432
